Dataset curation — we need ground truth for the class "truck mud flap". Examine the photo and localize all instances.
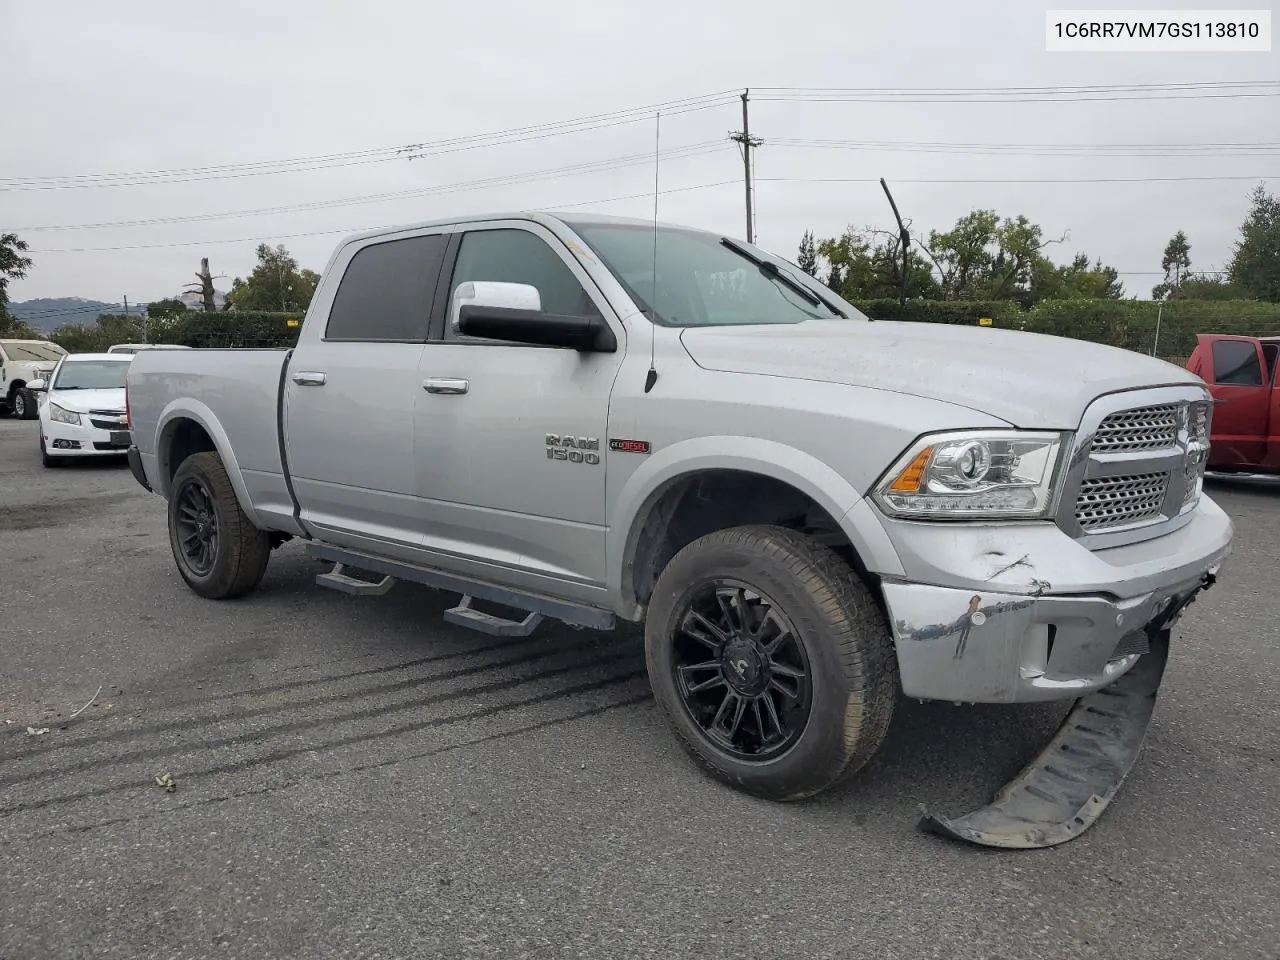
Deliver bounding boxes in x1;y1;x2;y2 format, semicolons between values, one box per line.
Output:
918;632;1170;850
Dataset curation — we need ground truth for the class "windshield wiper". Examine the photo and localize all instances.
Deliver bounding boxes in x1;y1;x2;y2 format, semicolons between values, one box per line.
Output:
719;237;847;317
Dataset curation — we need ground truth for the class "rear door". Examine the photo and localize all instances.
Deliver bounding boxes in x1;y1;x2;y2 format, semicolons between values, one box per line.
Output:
283;228;450;562
1193;334;1270;469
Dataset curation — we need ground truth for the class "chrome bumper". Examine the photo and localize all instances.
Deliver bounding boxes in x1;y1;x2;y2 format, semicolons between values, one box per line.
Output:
877;496;1232;703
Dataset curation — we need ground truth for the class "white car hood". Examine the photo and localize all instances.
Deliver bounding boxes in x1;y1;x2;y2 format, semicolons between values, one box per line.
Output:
49;387;126;413
679;320;1203;429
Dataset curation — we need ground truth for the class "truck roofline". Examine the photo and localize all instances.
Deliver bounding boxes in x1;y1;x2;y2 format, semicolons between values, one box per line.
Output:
333;211;742;249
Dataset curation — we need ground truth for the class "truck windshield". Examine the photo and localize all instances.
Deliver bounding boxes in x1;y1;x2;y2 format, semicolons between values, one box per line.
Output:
1;340;66;362
567;222;866;327
53;360;131;390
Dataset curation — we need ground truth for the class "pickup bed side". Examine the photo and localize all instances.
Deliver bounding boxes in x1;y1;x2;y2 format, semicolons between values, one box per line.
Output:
128;347;302;535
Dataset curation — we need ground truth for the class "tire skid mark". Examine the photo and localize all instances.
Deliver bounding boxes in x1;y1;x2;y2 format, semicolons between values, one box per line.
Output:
18;692;652;842
1;644;632;789
0;635;595;773
1;665;647;818
269;634;518;678
140;631;566;708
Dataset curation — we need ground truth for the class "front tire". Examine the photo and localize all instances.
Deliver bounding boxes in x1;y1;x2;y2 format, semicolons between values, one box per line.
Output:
167;451;271;599
39;429;62;468
644;524;897;801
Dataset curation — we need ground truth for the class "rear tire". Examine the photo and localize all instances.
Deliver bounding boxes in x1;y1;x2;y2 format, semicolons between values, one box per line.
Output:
644;524;897;801
167;451;271;599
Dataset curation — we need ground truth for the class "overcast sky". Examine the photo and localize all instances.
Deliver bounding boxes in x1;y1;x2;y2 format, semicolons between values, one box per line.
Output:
2;0;1275;304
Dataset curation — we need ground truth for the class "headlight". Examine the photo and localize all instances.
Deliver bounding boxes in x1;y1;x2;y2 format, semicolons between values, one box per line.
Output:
48;402;81;426
873;430;1067;520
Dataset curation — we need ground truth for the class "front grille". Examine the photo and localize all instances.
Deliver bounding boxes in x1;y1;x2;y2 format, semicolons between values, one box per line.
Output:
1090;404;1179;453
1075;473;1169;531
93;440;130;451
89;417;127;430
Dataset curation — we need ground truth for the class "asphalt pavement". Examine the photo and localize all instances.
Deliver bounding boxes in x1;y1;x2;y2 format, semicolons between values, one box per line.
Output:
1;415;1277;960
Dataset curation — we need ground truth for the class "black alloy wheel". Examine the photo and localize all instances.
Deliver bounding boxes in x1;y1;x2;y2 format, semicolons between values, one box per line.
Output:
672;581;812;762
174;476;220;576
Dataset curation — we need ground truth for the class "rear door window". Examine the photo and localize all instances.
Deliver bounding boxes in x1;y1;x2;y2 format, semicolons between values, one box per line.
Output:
325;233;448;341
1211;339;1264;386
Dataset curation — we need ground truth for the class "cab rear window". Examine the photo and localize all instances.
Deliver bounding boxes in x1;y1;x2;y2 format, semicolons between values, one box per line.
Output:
325;234;447;341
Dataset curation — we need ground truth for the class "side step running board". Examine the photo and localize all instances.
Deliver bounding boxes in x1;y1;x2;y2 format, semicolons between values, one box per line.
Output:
305;543;615;632
444;595;544;637
918;632;1171;850
316;562;396;596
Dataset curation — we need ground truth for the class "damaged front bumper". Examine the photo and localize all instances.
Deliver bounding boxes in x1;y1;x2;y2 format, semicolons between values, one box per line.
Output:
876;494;1232;704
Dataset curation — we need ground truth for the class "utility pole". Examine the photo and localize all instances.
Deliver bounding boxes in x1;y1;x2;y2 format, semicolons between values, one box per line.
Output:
730;89;762;243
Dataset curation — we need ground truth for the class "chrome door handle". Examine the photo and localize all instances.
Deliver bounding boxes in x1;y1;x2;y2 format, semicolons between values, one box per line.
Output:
424;378;469;395
292;371;327;386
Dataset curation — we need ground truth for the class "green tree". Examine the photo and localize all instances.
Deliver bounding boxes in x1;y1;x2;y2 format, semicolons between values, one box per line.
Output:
1156;230;1191;298
1033;252;1125;302
921;210;1000;300
0;232;34;333
797;229;818;277
146;297;188;319
1171;273;1252;301
818;227;939;301
1227;184;1280;301
228;244;320;311
49;312;145;353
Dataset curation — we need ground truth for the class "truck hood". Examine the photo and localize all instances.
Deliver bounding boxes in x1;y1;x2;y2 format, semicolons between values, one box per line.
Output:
13;360;57;377
678;320;1202;429
49;387;125;413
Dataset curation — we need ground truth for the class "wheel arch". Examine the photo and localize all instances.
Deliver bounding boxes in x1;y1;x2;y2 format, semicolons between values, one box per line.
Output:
153;400;263;528
608;437;905;620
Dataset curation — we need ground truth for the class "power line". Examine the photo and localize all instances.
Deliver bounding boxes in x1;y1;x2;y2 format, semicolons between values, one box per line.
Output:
8;81;1274;190
758;174;1276;184
26;180;739;254
756;80;1280;94
0;92;740;192
771;137;1280;158
752;81;1280;104
13;142;731;233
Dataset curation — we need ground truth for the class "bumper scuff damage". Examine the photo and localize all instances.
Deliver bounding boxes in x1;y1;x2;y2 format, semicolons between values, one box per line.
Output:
882;567;1219;703
914;572;1215;849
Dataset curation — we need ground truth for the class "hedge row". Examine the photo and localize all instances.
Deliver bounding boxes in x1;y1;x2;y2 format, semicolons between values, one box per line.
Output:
55;312;305;351
854;298;1280;356
64;300;1280;358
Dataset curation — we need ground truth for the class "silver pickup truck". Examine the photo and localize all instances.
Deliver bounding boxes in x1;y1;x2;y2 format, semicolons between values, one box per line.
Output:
125;212;1232;848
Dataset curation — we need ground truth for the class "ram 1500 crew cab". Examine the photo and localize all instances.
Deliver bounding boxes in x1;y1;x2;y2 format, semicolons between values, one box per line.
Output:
125;212;1232;848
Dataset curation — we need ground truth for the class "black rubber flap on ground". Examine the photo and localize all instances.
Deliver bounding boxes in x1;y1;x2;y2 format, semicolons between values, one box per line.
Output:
918;633;1170;850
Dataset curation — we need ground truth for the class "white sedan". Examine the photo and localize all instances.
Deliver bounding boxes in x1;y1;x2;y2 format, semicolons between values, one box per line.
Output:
29;353;134;467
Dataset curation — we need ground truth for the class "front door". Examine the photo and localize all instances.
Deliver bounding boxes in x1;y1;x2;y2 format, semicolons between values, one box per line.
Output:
412;221;624;603
1193;334;1270;469
284;230;449;562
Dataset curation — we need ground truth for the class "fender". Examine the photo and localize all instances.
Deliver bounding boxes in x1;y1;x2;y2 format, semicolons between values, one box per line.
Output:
607;435;905;615
153;398;264;529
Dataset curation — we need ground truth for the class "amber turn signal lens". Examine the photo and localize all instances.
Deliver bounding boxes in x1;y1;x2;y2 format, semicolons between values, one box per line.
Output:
887;446;933;493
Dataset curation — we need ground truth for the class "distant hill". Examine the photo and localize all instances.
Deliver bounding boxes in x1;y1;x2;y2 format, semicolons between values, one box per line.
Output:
9;298;122;334
10;291;227;334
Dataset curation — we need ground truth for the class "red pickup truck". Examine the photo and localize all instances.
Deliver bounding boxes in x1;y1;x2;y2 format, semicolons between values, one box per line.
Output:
1186;333;1280;474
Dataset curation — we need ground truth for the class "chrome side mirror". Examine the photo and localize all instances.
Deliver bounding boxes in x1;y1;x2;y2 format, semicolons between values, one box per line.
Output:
450;281;542;335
